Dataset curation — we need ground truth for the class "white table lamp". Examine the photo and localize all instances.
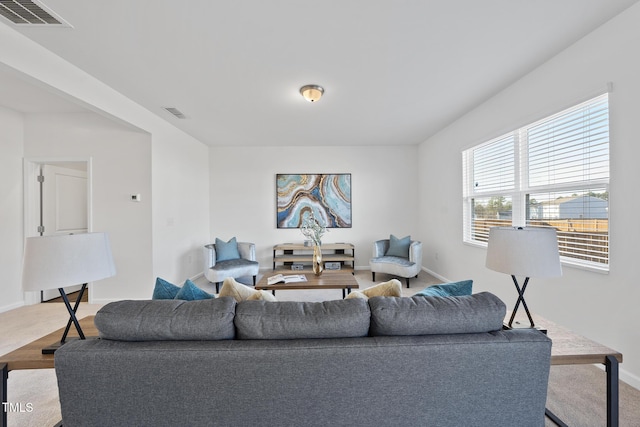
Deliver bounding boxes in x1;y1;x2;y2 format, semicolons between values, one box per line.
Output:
486;226;562;328
22;232;116;353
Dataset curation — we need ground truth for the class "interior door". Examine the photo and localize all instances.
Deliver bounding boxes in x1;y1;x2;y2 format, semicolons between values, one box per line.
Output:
40;164;88;300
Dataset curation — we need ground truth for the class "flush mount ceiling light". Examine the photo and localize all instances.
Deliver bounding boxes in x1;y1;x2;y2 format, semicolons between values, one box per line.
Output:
300;85;324;102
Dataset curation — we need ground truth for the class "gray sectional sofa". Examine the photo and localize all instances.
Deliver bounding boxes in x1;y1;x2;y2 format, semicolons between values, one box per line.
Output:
55;292;551;427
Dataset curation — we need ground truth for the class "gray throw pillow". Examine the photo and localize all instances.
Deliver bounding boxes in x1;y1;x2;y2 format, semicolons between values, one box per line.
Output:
385;234;411;258
95;297;236;341
369;292;506;336
215;237;241;261
235;299;371;339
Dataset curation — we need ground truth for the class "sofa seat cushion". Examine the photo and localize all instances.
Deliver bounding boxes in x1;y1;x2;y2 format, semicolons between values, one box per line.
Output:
95;297;237;341
369;256;415;267
211;258;259;272
369;292;506;336
235;299;370;339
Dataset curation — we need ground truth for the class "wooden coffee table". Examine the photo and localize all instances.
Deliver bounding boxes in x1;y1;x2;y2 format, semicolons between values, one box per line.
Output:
0;316;97;427
255;270;359;298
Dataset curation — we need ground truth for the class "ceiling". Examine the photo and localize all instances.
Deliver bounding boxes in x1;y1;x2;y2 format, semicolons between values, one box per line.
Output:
2;0;638;147
0;67;87;113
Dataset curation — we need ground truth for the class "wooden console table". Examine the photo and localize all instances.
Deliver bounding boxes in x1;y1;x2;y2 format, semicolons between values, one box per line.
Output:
0;316;97;427
272;242;355;272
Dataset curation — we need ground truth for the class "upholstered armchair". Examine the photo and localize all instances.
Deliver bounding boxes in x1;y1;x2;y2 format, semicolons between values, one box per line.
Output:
204;240;259;293
369;237;422;288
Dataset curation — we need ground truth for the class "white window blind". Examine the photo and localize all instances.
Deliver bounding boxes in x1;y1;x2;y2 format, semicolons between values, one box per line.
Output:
472;135;515;193
527;95;609;189
463;94;610;271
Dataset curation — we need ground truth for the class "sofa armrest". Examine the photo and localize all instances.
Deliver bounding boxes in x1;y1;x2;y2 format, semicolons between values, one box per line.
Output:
372;239;390;258
409;241;422;264
237;242;256;261
204;244;217;268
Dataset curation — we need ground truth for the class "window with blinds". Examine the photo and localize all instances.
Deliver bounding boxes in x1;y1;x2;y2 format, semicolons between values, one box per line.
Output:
463;94;610;271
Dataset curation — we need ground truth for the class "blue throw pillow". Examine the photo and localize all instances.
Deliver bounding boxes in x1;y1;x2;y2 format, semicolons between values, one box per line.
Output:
385;234;411;258
174;279;214;301
215;237;241;261
152;277;181;300
414;280;473;298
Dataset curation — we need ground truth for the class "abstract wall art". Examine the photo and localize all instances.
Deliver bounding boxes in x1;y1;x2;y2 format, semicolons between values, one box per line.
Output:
276;174;351;228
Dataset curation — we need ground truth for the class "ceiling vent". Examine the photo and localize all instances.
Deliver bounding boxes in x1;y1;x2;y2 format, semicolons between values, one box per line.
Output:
163;107;186;119
0;0;71;26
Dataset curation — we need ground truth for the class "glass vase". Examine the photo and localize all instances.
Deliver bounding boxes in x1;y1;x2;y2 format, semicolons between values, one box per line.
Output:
312;244;323;276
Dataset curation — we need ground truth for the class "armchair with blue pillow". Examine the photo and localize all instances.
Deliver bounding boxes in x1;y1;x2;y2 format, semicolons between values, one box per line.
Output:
369;234;423;288
203;237;259;293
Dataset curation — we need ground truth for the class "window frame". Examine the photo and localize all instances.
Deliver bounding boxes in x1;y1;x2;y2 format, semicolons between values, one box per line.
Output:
463;94;610;272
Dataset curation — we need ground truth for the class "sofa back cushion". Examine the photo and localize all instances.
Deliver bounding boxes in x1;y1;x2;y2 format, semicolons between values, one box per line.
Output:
235;299;370;339
95;297;236;341
369;292;506;336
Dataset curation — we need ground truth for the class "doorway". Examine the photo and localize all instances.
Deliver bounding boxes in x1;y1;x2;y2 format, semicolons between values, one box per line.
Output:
23;158;92;304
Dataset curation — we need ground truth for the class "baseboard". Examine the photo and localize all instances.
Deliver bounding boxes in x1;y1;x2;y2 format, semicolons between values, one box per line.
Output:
0;300;25;314
421;266;449;283
591;362;640;391
621;369;640;391
189;272;204;282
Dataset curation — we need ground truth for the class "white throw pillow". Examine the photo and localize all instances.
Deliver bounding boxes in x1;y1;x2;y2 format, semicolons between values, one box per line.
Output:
219;277;277;302
346;279;402;299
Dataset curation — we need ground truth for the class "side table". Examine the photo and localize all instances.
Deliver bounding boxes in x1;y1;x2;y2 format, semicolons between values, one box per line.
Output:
511;314;623;427
0;316;97;427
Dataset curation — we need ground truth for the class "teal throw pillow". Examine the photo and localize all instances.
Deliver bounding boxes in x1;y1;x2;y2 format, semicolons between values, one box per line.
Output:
175;279;214;301
385;234;411;258
152;277;181;300
215;237;241;261
414;280;473;298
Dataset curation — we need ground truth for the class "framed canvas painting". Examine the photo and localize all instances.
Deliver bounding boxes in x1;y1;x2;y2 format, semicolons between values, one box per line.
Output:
276;174;351;228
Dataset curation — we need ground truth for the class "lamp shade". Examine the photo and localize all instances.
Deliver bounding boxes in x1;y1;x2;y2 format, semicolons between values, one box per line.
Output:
486;227;562;278
22;232;116;291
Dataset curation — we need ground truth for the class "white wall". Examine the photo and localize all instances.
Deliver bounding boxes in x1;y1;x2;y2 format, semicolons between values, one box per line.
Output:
0;107;25;311
24;113;153;302
152;129;210;283
0;21;210;305
209;146;419;269
419;3;640;387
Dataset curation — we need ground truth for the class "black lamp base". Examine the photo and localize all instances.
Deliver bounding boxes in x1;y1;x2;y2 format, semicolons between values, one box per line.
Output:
41;337;82;355
503;321;547;335
42;285;88;354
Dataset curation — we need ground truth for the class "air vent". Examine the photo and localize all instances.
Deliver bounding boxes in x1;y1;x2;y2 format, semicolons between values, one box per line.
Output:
0;0;71;26
163;107;186;119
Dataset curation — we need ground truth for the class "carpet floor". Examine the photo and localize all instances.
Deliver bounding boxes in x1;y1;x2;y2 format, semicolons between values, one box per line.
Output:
1;270;638;426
